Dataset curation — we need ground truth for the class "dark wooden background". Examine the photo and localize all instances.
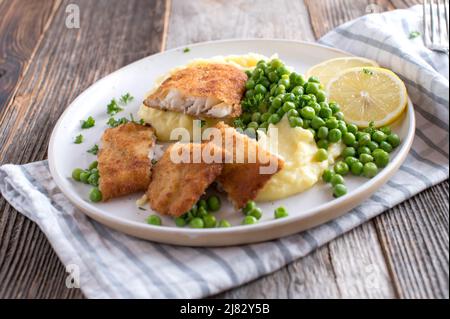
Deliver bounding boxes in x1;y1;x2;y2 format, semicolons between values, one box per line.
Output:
0;0;448;298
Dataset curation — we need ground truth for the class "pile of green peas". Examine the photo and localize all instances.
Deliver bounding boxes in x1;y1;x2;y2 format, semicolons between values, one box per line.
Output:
241;201;289;225
237;58;401;198
322;123;401;197
151;195;230;228
72;161;102;202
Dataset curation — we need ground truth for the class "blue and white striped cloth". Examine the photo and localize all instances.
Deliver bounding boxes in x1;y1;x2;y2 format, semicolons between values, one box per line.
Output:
0;5;448;298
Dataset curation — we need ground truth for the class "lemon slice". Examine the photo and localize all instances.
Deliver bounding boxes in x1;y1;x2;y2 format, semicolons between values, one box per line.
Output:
326;67;407;127
305;57;378;88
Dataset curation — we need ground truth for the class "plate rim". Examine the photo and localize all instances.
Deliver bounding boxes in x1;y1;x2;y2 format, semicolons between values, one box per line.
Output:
48;38;416;245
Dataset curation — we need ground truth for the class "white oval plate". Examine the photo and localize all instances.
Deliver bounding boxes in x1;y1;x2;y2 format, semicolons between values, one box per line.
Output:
48;39;415;246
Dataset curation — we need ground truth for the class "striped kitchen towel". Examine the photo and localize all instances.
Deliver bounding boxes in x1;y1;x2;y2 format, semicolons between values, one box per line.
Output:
0;5;448;298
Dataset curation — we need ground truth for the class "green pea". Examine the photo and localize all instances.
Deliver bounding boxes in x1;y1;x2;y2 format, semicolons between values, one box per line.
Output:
203;214;217;228
329;102;340;114
363;162;378;178
242;215;258;225
189;217;204;228
305;82;320;95
254;84;267;95
319;107;333;119
317;139;329;149
274;206;289;219
333;184;347;198
358;132;371;145
80;171;90;184
241;113;252;124
316;149;328;162
276;107;285;118
277;66;289;76
358;146;371;155
243;200;256;215
271;98;282;110
326;117;339;129
328;128;342;143
282;101;296;112
334;111;344;120
291;86;304;96
347;123;358;134
330;174;345;186
219;219;231;228
87;173;99;186
259;77;270;88
89;187;102;202
245;70;252;77
334;161;349;176
387;133;400;148
308;76;320;83
247;121;259;129
359;153;374;164
372;130;387;143
350;161;364;175
337;121;347;134
380;126;392;135
289;116;303;128
302;119;311;129
198;199;208;210
268;71;279;83
147;214;161;226
246;79;255;90
207;195;221;212
197;206;208;218
287;109;299;117
380;141;393;153
274;85;286;96
175;217;186;227
278;78;290;89
245;89;254;98
261;112;271;122
310;102;321;114
366;141;379;152
317;126;329;139
316;90;327;103
300;106;315;120
311;116;326;129
345;156;359;167
322;169;335;183
251;112;261;123
268;113;281;124
72;168;84;181
270;58;283;68
88;161;98;170
343;132;356;146
373;150;390;168
291;73;306;86
342;147;356;158
248;207;262;220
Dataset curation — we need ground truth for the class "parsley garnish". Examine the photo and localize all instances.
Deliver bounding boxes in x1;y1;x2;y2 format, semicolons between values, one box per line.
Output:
74;134;84;144
81;116;95;129
183;48;190;53
119;93;134;104
409;31;421;39
362;68;374;76
107;117;129;128
107;99;123;115
87;144;99;155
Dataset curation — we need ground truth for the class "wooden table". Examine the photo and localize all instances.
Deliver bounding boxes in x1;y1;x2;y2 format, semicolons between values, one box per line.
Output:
0;0;448;299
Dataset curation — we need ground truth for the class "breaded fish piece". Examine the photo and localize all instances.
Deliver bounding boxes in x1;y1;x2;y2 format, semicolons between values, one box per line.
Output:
143;63;247;119
98;122;156;201
147;143;223;216
212;122;284;209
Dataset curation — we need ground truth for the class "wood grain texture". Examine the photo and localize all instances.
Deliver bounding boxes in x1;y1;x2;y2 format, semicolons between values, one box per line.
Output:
0;0;167;299
0;0;60;112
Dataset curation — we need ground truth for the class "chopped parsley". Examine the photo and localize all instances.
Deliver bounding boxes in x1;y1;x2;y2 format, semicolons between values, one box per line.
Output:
362;68;374;76
87;144;99;155
107;99;123;115
409;31;421;39
183;47;190;53
81;116;95;129
74;134;84;144
119;93;134;104
107;116;129;128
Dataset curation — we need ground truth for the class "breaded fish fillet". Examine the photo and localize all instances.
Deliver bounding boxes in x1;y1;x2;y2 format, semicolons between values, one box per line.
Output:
212;122;284;209
98;122;156;201
147;143;223;217
143;63;247;119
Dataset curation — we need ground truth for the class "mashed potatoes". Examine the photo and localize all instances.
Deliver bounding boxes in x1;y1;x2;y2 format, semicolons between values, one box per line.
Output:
256;116;343;201
138;53;268;141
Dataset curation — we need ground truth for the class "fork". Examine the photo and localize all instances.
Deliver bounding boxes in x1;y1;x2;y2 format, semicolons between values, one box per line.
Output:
423;0;449;54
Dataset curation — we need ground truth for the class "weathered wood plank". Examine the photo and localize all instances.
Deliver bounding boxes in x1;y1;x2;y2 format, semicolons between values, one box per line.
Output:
0;0;60;112
168;0;396;299
0;0;167;299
